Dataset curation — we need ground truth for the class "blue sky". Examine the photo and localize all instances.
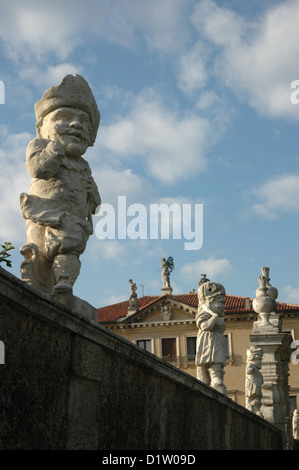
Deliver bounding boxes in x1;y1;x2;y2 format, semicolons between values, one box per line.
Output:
1;0;299;308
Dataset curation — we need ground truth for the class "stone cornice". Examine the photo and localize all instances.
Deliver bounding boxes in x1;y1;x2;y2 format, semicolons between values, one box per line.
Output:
110;319;195;330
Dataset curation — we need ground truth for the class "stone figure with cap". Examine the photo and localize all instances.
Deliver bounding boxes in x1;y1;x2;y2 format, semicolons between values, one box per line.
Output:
20;74;101;295
195;280;227;394
245;346;263;417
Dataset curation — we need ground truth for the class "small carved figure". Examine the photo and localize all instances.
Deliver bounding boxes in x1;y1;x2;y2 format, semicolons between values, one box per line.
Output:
161;256;174;288
161;302;172;321
198;274;210;286
20;75;101;294
293;409;299;440
245;346;263;417
195;280;227;394
128;279;137;309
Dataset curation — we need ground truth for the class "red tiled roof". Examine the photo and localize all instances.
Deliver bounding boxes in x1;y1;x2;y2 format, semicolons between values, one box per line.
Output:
98;295;160;323
98;293;299;324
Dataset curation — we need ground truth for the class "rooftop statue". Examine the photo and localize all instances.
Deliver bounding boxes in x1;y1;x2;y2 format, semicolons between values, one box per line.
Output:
161;256;174;289
20;74;101;295
195;280;227;394
128;279;137;309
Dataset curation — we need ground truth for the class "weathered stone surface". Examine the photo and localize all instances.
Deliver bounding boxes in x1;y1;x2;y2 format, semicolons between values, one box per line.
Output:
195;280;227;394
250;267;293;448
245;346;263;417
161;257;174;295
20;74;101;297
0;267;284;450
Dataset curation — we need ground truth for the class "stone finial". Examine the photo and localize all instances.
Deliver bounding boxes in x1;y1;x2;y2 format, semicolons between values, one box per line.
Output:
252;267;280;332
250;267;292;448
245;346;263;417
20;75;101;298
261;267;278;300
195;280;227;394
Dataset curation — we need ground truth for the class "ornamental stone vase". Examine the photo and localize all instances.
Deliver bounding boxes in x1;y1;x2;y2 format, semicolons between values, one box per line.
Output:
252;275;276;327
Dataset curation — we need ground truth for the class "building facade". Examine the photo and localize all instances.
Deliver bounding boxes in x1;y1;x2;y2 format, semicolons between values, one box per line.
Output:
98;291;299;413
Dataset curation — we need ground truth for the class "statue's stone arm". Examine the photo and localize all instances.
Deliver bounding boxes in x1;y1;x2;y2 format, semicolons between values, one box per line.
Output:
87;175;101;213
246;365;255;376
82;159;101;212
198;312;219;331
25;138;64;180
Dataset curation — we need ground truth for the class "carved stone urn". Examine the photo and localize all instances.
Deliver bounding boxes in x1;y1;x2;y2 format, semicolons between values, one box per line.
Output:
261;267;278;300
252;275;276;326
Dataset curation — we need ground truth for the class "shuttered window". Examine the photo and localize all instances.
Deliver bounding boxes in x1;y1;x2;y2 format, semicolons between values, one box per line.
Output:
162;338;176;361
187;337;196;361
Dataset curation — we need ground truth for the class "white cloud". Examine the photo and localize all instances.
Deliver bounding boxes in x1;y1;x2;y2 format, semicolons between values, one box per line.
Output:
250;174;299;219
0;0;191;65
180;257;233;284
100;240;128;261
91;164;153;207
281;285;299;304
0;130;32;243
123;0;191;53
100;90;210;184
176;42;208;94
192;0;299;120
0;2;83;61
196;91;221;110
19;63;82;88
99;292;127;307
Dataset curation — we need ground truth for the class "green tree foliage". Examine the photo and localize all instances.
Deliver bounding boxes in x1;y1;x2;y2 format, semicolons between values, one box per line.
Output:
0;242;15;268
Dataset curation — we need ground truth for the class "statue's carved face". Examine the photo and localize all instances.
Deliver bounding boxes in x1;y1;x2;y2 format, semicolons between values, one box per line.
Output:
39;107;92;157
209;294;225;317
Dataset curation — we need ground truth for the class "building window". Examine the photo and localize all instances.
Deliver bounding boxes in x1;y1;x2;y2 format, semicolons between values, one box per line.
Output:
186;337;196;361
137;339;151;353
162;338;177;362
290;395;298;415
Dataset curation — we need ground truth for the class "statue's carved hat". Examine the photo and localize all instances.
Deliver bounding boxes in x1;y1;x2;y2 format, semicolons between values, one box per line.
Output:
34;74;100;144
198;281;226;305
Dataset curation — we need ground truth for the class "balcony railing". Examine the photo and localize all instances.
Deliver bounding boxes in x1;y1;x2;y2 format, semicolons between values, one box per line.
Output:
162;354;177;363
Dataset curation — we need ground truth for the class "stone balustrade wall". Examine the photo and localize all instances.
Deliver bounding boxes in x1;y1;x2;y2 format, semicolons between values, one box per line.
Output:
0;267;284;450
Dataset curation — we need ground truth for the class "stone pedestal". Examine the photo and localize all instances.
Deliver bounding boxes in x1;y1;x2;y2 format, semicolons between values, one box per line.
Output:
161;287;173;296
249;332;292;439
126;306;137;317
250;267;292;448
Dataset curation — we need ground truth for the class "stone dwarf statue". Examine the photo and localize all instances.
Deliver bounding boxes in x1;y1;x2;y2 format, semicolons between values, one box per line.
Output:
245;346;263;417
195;280;227;394
20;74;101;294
